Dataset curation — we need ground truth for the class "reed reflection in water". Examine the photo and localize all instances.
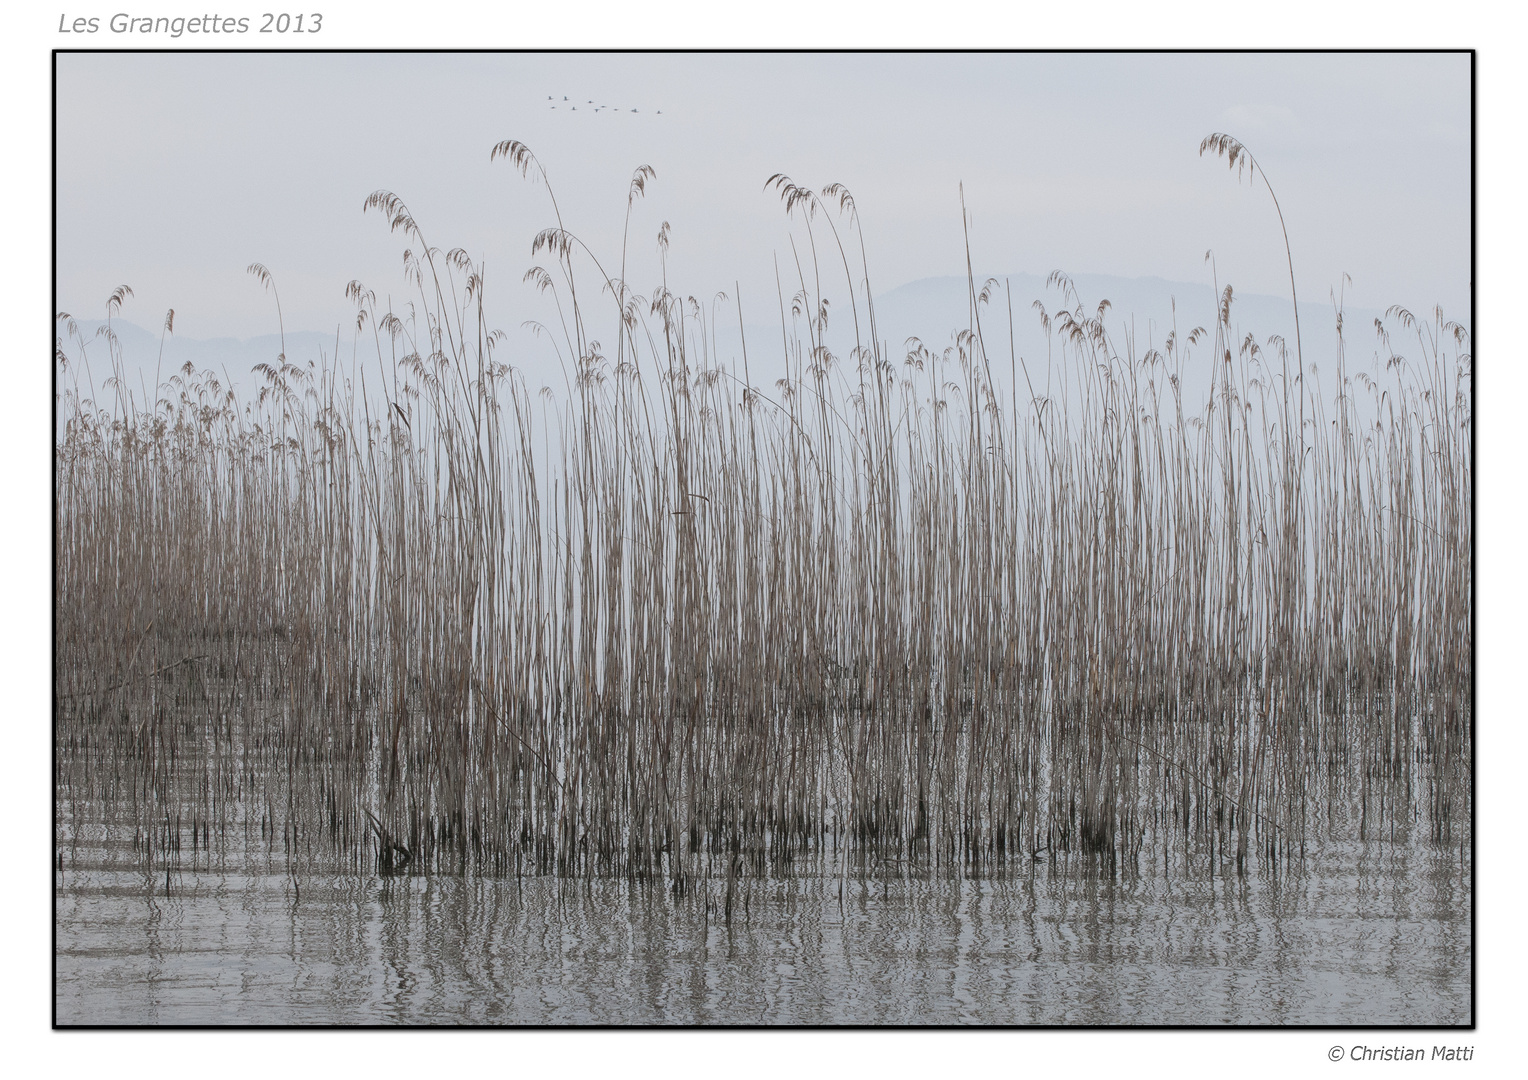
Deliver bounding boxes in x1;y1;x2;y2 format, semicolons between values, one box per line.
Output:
56;837;1469;1025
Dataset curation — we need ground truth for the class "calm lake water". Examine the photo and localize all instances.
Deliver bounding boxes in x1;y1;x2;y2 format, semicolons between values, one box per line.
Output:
55;834;1470;1025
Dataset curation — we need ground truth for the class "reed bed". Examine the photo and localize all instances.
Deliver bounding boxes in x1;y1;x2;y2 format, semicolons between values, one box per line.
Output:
55;142;1471;887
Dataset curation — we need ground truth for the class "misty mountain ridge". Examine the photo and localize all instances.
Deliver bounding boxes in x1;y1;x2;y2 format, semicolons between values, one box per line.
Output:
58;270;1444;409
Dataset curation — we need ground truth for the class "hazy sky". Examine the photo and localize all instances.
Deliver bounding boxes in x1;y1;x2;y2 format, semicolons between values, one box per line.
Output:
56;51;1470;346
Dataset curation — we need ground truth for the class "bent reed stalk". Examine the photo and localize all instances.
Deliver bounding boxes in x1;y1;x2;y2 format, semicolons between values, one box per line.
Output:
54;143;1472;886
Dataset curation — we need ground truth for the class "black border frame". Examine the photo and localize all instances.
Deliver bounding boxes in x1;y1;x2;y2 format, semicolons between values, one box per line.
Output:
53;46;1472;1032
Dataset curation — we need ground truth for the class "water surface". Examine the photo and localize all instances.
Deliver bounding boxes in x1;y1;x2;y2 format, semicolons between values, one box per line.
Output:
56;836;1470;1025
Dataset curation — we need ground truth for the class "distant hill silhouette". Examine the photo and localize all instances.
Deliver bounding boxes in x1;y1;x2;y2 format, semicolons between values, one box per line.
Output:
58;270;1436;419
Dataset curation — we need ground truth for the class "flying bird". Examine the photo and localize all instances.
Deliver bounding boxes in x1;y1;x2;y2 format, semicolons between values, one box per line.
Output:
545;97;660;116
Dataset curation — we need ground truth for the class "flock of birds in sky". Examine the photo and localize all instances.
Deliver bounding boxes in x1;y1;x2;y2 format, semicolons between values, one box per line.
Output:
549;95;659;114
